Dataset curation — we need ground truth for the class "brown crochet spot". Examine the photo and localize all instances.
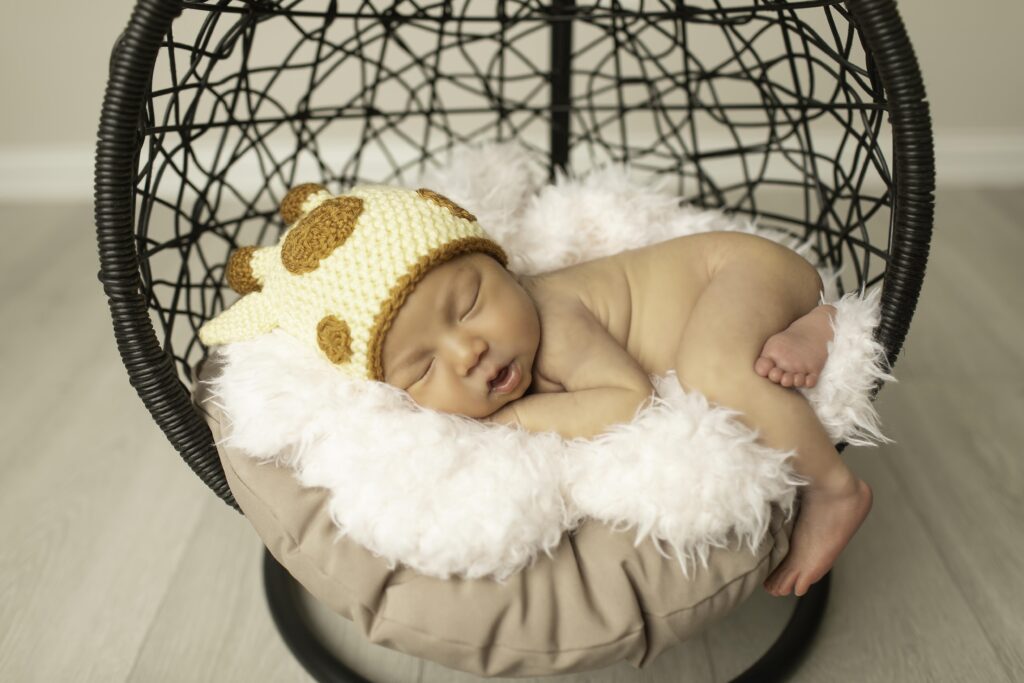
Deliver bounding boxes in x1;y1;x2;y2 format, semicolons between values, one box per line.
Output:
317;315;353;365
225;246;261;294
416;188;477;223
281;196;364;274
280;183;327;225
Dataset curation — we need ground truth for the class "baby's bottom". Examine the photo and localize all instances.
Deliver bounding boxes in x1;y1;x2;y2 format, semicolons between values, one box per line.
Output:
675;234;840;483
673;232;872;597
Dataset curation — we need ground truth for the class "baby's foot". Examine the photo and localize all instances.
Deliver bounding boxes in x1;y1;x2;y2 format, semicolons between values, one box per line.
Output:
763;472;873;597
754;304;837;388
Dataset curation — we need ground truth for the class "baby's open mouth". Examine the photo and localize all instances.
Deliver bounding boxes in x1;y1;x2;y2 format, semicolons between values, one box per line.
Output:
489;361;520;394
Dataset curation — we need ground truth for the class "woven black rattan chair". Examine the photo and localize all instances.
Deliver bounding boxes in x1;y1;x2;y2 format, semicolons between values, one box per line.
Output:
95;1;934;680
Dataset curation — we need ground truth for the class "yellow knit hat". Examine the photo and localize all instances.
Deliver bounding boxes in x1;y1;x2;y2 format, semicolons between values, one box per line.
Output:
198;183;509;381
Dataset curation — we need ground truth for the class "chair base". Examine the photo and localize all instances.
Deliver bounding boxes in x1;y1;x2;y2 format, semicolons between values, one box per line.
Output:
263;548;829;682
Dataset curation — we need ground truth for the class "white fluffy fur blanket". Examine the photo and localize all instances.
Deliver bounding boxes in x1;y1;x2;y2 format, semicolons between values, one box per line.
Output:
203;141;896;583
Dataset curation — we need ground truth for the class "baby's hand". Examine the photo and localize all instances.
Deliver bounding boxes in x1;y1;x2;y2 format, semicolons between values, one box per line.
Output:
483;403;522;429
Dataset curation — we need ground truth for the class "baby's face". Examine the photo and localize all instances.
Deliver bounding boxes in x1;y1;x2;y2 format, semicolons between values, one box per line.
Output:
381;253;541;418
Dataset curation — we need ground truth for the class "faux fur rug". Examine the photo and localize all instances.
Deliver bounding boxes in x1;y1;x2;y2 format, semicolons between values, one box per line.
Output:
202;141;896;582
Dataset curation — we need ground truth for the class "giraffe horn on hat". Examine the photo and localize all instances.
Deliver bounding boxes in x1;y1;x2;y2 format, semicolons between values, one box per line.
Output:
198;290;278;347
225;246;262;294
280;182;332;226
204;241;279;343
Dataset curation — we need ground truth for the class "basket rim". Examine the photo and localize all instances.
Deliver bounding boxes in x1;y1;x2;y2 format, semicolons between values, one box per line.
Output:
93;0;935;508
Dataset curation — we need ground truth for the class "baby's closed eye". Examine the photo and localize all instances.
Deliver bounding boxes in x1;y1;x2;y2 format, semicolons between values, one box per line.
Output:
460;281;480;322
414;278;481;384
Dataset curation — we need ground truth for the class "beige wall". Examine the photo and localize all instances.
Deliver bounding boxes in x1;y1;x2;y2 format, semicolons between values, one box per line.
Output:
1;0;1021;194
902;0;1024;129
0;1;130;149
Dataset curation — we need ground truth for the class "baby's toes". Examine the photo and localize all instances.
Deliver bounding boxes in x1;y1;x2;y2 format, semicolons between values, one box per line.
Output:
793;373;806;387
768;366;784;383
765;561;798;595
766;567;795;596
754;356;775;377
805;373;818;388
781;372;795;388
794;574;815;597
776;570;799;596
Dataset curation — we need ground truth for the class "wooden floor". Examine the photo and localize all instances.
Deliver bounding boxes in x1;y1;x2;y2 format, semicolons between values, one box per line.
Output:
1;187;1022;682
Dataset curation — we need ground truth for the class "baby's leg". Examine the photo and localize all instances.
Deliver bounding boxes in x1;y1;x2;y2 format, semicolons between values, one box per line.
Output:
674;233;872;597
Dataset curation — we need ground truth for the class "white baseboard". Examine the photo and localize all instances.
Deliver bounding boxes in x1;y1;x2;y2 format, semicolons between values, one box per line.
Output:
3;127;1021;203
1;148;98;202
931;127;1024;186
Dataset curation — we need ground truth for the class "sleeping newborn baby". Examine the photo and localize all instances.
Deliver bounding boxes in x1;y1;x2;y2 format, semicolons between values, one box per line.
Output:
200;183;872;599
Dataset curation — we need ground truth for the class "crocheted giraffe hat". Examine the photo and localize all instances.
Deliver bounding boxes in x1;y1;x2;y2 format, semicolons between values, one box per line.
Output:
198;183;509;382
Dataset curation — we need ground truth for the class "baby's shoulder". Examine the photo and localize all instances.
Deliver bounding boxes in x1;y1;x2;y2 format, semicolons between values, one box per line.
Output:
522;279;593;358
522;253;633;328
522;276;652;395
514;279;586;392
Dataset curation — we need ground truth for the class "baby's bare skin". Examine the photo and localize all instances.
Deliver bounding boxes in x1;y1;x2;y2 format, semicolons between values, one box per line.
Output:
756;303;838;388
513;233;870;598
381;231;871;598
517;233;716;388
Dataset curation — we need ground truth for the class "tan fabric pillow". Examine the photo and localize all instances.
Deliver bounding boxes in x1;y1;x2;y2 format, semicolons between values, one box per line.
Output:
196;376;793;677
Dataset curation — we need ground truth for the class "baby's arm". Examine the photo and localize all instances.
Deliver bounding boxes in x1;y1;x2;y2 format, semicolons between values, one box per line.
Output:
501;387;653;440
488;305;655;440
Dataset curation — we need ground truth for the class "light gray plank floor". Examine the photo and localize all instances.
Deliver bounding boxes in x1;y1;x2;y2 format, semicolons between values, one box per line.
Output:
0;187;1021;682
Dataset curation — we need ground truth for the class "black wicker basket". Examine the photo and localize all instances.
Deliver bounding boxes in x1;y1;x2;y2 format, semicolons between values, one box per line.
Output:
95;0;933;510
94;1;933;679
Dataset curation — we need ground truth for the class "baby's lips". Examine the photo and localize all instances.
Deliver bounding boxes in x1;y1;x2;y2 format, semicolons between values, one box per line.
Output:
485;360;507;385
490;361;520;394
489;363;507;387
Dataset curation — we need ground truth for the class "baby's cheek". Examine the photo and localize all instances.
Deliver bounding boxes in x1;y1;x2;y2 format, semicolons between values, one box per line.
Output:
462;388;498;418
422;377;470;416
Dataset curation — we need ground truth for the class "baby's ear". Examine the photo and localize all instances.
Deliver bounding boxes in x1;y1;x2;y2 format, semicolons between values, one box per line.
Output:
280;182;330;225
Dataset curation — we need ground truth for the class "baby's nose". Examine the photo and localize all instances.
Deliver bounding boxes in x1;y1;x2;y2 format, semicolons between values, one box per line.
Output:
446;333;488;375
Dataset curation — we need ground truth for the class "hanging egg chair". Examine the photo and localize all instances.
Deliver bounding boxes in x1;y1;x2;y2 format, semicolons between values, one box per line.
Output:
95;0;933;679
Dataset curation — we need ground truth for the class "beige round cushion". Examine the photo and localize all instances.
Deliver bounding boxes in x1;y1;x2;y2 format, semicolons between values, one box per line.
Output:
196;377;794;678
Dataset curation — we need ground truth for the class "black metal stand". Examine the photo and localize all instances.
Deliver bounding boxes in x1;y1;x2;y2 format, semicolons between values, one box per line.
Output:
263;549;830;683
732;572;831;683
263;550;370;683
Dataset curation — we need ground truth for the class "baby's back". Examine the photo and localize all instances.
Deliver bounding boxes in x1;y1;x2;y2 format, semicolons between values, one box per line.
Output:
523;232;722;386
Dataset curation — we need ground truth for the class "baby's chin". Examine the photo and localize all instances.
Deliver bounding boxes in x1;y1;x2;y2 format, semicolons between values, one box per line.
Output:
469;388;519;418
455;381;527;419
400;389;503;419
